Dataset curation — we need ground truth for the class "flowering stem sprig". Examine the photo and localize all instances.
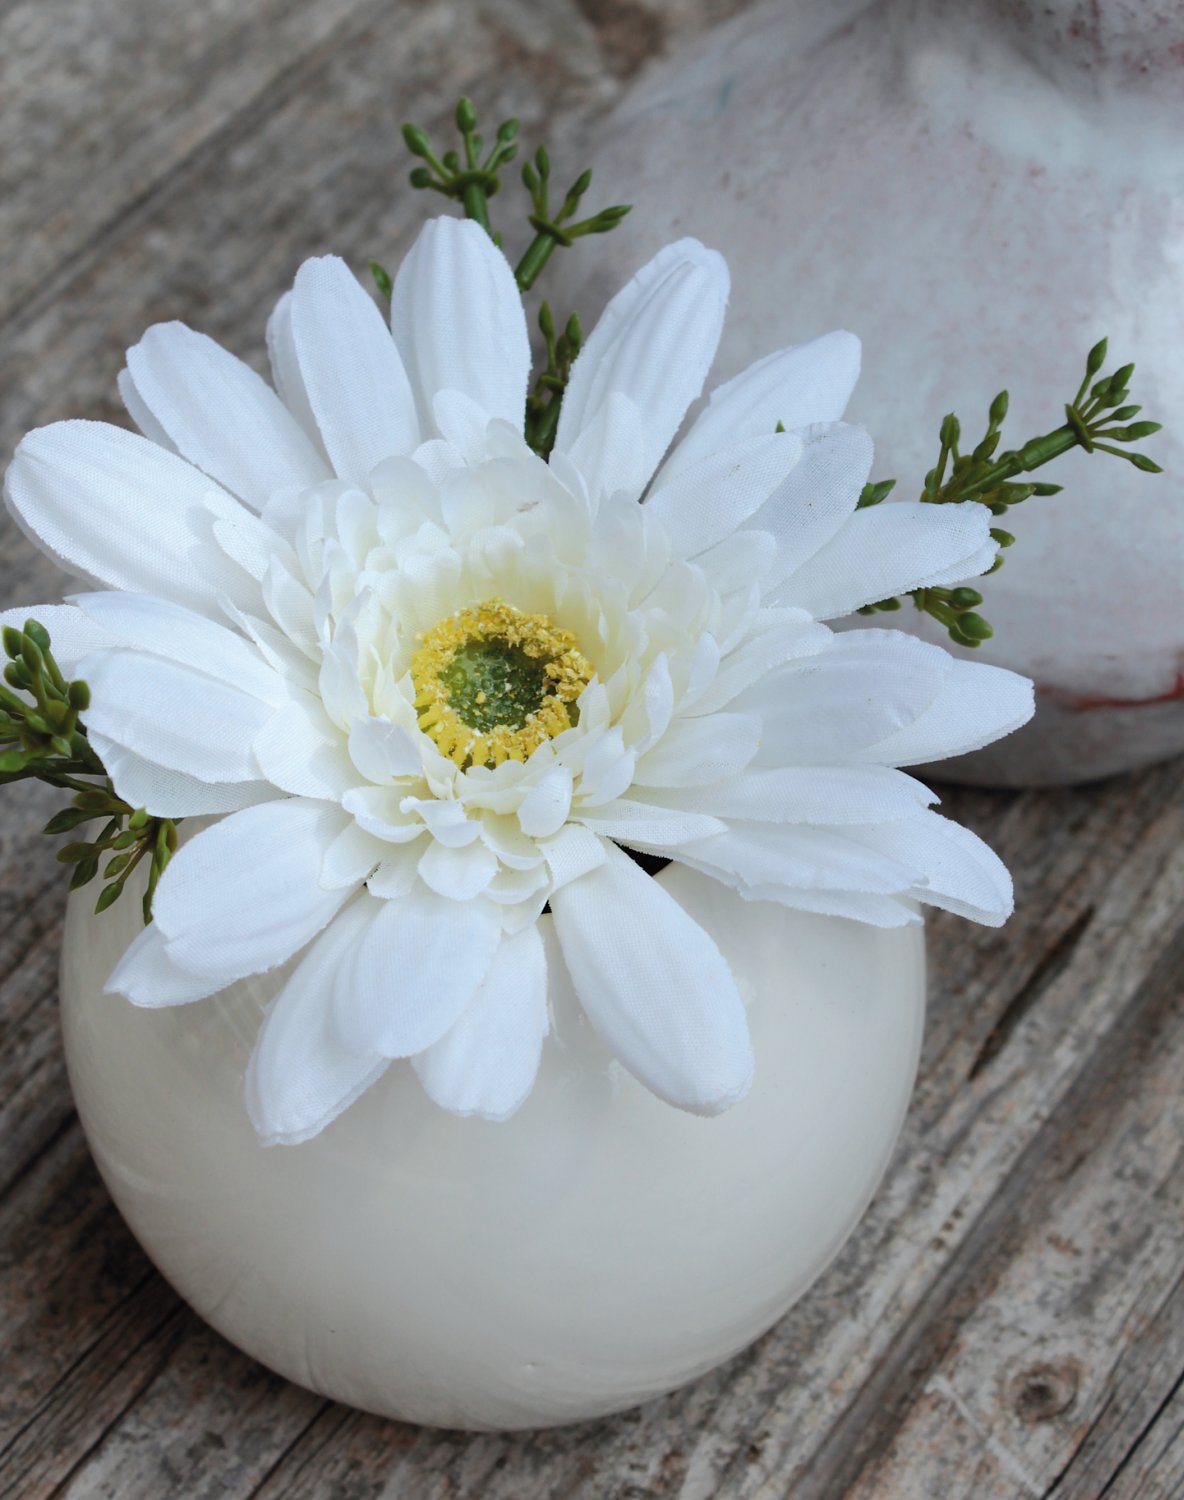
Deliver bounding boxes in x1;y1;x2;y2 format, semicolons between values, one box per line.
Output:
858;339;1162;647
379;98;630;459
0;621;177;920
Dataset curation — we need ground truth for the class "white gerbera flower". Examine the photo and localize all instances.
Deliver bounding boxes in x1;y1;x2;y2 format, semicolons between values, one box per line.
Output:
2;219;1033;1142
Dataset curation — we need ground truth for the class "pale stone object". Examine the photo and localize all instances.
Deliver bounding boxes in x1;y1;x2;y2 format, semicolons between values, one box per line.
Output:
59;864;925;1430
560;0;1184;785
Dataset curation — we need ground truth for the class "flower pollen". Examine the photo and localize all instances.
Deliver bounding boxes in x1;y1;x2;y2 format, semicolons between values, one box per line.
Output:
412;599;592;768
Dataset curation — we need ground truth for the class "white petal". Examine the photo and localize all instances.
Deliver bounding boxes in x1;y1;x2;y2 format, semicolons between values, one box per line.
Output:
118;367;177;452
539;822;606;892
154;798;353;982
79;649;275;783
70;591;287;704
562;392;649;504
321;820;384;889
246;898;390;1146
391;216;530;435
649;764;935;825
125;321;329;509
555;240;729;492
347;715;423;783
104;922;227;1007
740;885;920;927
855;659;1035;766
0;603;118;673
289;256;419;482
577;798;726;846
550;843;753;1114
751;422;874;589
775;502;997;619
341;785;426;843
5;422;262;616
749;630;952;765
517;765;573;839
418;837;499;901
661;330;861;484
253;698;354;800
688;614;832;717
845;811;1013;925
676;822;916;896
89;731;276;817
412;924;548;1120
644;432;803;559
332;887;501;1057
632;712;760;788
266;290;325;456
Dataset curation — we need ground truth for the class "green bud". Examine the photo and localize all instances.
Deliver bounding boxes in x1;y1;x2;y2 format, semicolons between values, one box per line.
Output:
535;145;550;178
947;625;980;649
24;620;51;652
874;596;902;611
521;161;538;194
43;806;97;836
565;312;582;346
2;627;22;660
1110;405;1141;422
497;118;519;143
989;390;1009;425
128;807;150;830
408;166;433;190
5;661;31;691
75;788;111;811
455;97;477;133
21;638;43;677
401;123;432;158
441;149;460;173
990;528;1016;547
369;261;393;299
537;302;554;338
0;748;28;773
989;501;1010;515
1109;420;1161;440
939;412;961;448
104;851;134;877
1127;452;1164;473
949;587;983;609
58;841;97;864
958;613;994;640
69;856;100;891
571;167;592;198
1084;336;1108;376
1031;482;1063;496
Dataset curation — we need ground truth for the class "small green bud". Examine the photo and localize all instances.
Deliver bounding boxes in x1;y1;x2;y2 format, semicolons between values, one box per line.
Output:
565;312;581;346
535;145;550;177
401;123;432;158
95;881;125;913
990;528;1016;547
989;390;1009;425
497;118;520;143
1031;482;1063;496
957;612;993;641
442;149;460;174
571;167;592;198
21;638;43;677
58;841;97;864
1085;336;1108;376
949;587;983;609
1110;405;1141;422
369;261;393;299
128;807;150;830
24;620;51;652
1109;420;1161;441
1126;452;1164;473
455;97;477;133
2;627;21;660
939;412;961;448
69;856;100;891
4;661;31;691
537;302;555;338
408;166;433;190
0;748;28;773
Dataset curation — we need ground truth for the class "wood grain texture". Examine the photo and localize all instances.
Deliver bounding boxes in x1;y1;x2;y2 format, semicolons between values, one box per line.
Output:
1;2;1181;1496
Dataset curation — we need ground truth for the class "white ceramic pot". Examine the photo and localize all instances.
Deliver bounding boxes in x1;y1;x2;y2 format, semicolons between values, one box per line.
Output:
560;0;1184;786
60;863;925;1430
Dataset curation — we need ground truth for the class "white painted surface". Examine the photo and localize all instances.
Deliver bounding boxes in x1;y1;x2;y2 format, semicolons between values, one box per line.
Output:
59;864;926;1430
560;0;1184;785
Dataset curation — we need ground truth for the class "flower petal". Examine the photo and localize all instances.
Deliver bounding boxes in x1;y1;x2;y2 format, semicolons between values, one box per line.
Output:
854;659;1035;766
289;256;419;482
70;591;287;705
153;798;353;982
412;923;548;1120
649;764;936;825
555;239;729;493
417;837;499;901
89;731;277;817
332;886;501;1057
79;648;276;784
550;842;753;1114
643;431;803;559
347;715;423;784
5;421;263;616
632;712;760;788
844;810;1013;925
391;216;530;436
245;897;390;1146
516;765;573;839
104;921;228;1007
125;321;329;509
751;422;874;590
253;697;355;800
774;501;997;619
0;603;118;672
660;330;861;484
576;798;726;847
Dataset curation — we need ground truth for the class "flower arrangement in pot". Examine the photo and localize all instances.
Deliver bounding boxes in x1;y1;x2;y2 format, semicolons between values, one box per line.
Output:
1;100;1160;1429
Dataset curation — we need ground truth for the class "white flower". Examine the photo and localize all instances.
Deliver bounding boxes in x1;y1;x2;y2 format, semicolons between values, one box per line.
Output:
2;219;1033;1143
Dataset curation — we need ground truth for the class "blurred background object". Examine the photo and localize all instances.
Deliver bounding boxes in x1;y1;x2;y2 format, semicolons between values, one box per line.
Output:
560;0;1184;785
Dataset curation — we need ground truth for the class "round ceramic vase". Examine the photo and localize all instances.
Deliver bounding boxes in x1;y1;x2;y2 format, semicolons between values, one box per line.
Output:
560;0;1184;786
60;864;925;1430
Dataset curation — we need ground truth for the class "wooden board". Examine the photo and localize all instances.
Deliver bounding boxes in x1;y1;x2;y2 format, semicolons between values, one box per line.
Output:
2;2;1182;1495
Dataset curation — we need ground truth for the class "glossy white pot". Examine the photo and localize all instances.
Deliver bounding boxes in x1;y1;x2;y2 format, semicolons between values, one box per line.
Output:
560;0;1184;786
60;863;925;1430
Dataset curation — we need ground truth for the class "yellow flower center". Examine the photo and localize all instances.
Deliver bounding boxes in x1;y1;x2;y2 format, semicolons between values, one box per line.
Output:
411;600;592;768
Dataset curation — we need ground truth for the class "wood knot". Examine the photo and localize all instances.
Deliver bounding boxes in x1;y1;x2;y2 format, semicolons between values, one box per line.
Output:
1010;1359;1081;1425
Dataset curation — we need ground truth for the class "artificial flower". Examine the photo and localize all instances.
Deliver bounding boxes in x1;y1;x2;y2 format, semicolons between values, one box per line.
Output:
1;218;1032;1142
